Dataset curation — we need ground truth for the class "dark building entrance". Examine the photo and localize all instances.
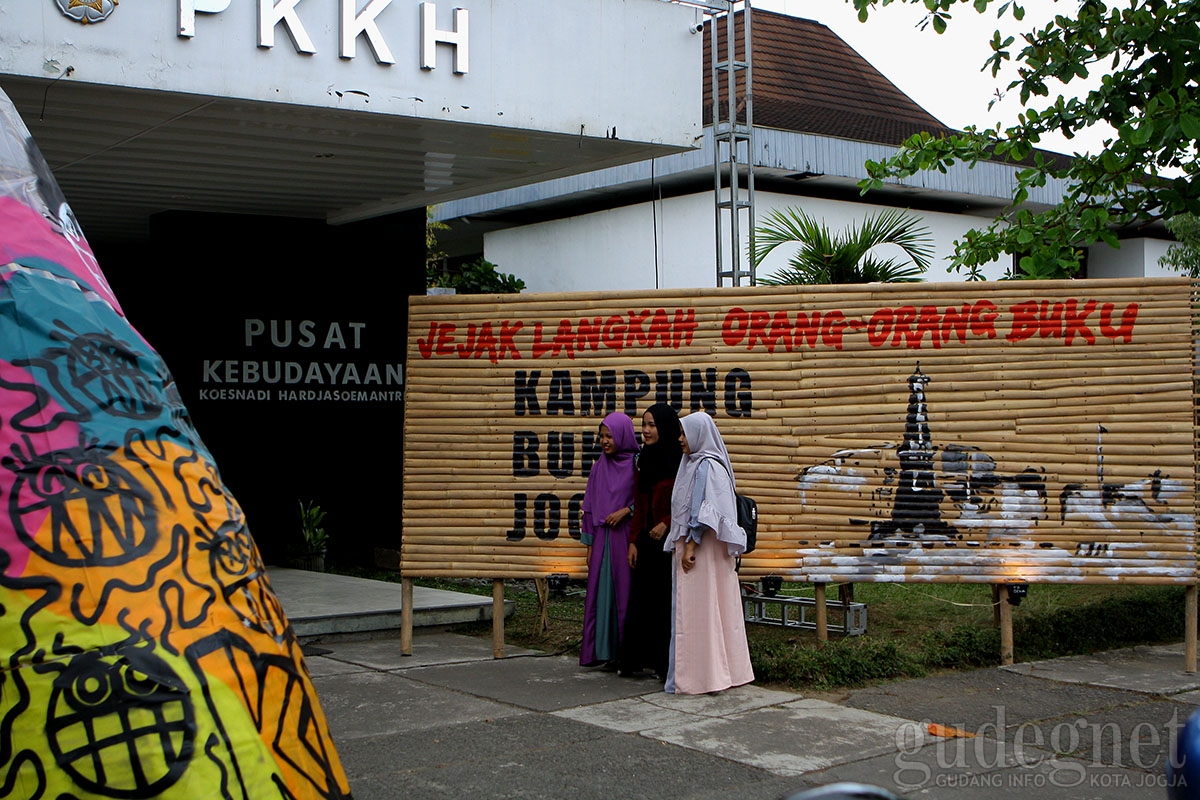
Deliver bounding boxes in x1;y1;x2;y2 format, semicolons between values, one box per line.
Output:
97;208;426;567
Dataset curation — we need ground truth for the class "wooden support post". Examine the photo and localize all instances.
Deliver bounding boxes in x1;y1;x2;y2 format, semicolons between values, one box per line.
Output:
492;578;505;659
1186;584;1197;674
998;586;1014;666
400;577;413;656
814;583;828;647
534;577;550;636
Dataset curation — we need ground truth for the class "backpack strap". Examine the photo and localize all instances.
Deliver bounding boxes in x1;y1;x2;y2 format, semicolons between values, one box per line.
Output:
702;456;736;492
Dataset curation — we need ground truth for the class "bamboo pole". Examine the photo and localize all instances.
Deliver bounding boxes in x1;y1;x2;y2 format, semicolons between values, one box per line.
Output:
998;586;1014;666
814;583;828;647
493;578;505;659
1187;585;1197;674
401;577;413;657
408;283;1189;311
397;556;1199;580
393;565;1200;585
408;292;1190;326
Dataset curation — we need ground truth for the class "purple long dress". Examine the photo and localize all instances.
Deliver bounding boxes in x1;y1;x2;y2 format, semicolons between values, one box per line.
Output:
579;412;638;666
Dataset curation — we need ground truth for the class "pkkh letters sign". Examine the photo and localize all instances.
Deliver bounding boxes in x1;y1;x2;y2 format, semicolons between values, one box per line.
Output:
402;279;1198;585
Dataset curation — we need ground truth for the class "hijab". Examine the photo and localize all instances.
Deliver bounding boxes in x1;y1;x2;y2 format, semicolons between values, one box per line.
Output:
637;403;683;492
581;412;639;535
665;413;746;554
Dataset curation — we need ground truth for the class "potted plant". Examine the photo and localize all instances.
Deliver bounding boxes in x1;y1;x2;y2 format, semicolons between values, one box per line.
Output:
288;500;329;571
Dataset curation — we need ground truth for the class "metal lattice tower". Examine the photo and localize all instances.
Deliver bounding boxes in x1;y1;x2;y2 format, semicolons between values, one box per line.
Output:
707;0;756;287
662;0;756;286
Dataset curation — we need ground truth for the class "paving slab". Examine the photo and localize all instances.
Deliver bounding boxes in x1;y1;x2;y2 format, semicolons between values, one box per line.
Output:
311;669;523;740
335;713;607;781
641;684;803;717
815;742;1176;799
993;697;1187;774
679;774;815;800
1002;644;1200;696
845;667;1148;735
400;652;661;711
270;567;503;637
553;694;703;733
808;733;1042;795
648;698;924;777
905;757;1176;799
334;712;791;800
554;684;800;734
309;631;538;671
304;654;374;678
287;595;1200;800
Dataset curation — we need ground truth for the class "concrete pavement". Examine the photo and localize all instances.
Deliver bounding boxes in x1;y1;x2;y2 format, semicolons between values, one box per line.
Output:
273;568;1200;799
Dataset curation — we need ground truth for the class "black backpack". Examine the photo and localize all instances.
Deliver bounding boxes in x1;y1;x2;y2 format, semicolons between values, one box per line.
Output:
703;457;757;554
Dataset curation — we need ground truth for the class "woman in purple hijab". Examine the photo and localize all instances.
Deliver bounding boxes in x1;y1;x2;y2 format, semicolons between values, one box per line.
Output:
579;412;639;668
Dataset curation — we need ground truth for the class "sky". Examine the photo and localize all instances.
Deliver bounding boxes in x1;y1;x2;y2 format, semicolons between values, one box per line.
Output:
747;0;1111;157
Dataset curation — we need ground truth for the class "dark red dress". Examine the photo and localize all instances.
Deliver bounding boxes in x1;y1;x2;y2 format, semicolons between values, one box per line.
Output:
619;466;675;678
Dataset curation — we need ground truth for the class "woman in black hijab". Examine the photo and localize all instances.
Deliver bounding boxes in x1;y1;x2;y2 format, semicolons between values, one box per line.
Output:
618;403;683;680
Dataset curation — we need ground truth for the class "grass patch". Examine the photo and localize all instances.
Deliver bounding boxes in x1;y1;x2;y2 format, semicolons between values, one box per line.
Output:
751;635;924;690
328;568;1187;692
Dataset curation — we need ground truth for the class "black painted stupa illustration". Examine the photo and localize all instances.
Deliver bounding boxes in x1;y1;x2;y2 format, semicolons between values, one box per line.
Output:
868;363;958;540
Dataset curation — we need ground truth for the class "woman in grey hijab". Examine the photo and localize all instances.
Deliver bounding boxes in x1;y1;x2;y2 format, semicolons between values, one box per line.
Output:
662;413;753;695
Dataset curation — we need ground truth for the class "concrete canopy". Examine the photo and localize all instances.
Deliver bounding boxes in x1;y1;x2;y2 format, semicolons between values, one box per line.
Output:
0;0;703;243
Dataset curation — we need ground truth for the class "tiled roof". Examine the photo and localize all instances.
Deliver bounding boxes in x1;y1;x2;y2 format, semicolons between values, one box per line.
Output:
703;9;956;146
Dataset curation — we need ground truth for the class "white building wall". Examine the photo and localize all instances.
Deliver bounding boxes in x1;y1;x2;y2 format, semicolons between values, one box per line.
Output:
1088;238;1176;278
485;191;1016;292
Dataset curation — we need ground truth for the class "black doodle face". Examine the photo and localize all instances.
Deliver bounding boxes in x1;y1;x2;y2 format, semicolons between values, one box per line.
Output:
209;517;257;581
205;518;287;639
46;647;195;798
63;332;160;420
7;443;156;567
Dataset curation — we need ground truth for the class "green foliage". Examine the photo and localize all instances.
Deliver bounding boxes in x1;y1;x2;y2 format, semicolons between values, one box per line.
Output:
751;587;1185;688
854;0;1200;279
918;626;1001;670
1013;586;1186;659
426;207;449;278
752;207;933;284
425;206;524;294
297;500;329;553
751;637;925;689
430;256;526;295
1161;214;1200;278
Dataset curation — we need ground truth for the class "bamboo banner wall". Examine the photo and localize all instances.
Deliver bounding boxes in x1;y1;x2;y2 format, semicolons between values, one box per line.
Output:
402;279;1199;585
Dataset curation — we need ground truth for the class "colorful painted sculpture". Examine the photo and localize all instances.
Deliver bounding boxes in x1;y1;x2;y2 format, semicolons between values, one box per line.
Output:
0;89;352;799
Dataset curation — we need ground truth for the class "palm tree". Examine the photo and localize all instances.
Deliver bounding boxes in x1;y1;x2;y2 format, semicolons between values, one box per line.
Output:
751;207;934;285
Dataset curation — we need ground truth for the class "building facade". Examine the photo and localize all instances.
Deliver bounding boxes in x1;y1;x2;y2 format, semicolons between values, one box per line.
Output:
1;0;703;564
435;9;1175;291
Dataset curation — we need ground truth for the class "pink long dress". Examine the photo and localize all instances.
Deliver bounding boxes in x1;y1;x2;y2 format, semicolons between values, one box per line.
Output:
665;413;754;694
670;530;754;694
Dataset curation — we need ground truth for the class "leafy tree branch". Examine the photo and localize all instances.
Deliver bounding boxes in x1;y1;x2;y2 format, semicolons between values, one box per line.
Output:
1161;213;1200;277
854;0;1200;279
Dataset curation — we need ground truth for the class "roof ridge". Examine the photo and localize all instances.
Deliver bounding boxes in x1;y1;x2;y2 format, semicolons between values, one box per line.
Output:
703;8;951;146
